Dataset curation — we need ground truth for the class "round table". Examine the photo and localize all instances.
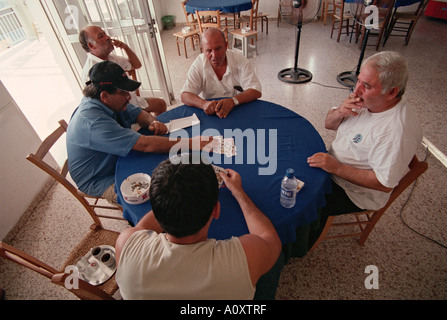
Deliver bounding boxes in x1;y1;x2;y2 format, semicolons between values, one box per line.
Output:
115;100;332;246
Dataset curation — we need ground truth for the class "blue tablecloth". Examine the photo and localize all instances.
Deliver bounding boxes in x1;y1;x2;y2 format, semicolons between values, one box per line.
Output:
185;0;253;13
115;100;332;245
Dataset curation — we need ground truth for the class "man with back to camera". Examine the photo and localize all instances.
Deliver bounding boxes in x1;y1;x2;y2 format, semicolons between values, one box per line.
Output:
307;51;422;245
66;61;212;204
115;157;282;299
79;25;166;116
181;28;262;118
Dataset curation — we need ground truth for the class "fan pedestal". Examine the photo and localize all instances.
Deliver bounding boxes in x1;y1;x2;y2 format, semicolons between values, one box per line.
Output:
278;23;312;84
278;67;312;84
337;23;371;88
336;71;357;88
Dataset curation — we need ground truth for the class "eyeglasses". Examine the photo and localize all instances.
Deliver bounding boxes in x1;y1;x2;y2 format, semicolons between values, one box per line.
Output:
114;89;130;97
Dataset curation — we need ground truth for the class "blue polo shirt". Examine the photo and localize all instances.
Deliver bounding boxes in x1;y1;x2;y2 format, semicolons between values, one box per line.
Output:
67;97;142;197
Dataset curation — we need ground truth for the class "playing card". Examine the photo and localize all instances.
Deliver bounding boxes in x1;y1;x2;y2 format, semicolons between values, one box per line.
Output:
211;164;228;188
213;136;237;157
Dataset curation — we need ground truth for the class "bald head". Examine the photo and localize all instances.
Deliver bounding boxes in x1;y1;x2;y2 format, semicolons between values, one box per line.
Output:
202;28;227;46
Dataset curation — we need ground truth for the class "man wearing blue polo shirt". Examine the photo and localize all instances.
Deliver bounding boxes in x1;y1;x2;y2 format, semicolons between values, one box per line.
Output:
67;61;210;203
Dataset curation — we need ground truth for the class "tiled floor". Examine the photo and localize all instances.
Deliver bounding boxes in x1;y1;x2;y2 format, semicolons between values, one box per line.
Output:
1;14;447;300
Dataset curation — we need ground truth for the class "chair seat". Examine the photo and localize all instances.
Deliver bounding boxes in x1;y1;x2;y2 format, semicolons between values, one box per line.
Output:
61;228;120;296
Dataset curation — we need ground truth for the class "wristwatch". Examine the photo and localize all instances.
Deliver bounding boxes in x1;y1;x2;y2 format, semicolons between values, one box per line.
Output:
232;97;239;106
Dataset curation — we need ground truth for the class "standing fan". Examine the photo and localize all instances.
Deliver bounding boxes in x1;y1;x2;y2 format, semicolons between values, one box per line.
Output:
278;0;321;84
337;0;395;88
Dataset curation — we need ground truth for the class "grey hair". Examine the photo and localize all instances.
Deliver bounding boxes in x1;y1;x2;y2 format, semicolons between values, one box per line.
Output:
362;51;409;98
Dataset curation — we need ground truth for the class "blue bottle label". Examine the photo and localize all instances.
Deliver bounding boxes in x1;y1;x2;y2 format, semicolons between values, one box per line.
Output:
281;187;294;198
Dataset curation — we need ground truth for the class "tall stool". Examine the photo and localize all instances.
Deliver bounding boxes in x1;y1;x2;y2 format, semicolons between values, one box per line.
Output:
230;29;258;58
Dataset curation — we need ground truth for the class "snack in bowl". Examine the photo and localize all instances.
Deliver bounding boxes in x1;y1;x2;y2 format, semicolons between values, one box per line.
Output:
120;173;151;204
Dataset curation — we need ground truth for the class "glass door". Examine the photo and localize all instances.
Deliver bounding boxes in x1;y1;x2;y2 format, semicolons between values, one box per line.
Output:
38;0;173;103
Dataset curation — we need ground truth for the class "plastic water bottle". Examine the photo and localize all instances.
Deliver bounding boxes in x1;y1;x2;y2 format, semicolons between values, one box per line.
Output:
280;168;298;208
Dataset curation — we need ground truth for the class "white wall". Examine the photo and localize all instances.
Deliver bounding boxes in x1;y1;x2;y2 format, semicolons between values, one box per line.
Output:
0;81;58;240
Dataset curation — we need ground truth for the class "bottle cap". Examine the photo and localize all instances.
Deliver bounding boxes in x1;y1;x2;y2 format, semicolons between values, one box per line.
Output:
286;168;295;178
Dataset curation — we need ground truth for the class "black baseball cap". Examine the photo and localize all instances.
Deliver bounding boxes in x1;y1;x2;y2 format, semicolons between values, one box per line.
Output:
86;60;141;92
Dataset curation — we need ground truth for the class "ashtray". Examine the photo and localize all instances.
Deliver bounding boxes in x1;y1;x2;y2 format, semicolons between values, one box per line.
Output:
75;245;116;286
120;173;151;204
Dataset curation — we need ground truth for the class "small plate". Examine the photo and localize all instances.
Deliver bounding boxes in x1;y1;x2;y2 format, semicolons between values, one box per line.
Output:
75;245;116;286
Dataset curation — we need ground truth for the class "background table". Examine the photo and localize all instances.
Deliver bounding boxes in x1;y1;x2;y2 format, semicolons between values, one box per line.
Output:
185;0;253;13
116;100;332;248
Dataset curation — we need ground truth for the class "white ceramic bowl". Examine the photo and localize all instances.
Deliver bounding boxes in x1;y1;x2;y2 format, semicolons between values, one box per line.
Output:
120;173;151;204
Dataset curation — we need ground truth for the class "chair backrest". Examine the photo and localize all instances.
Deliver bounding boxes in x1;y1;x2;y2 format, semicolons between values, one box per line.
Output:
414;0;430;17
247;0;260;29
26;119;105;229
127;69;140;96
196;10;222;32
378;155;428;215
0;242;114;300
181;0;198;28
196;10;229;45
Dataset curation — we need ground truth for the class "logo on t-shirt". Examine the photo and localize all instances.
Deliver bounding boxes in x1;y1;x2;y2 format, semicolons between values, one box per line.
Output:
352;133;363;143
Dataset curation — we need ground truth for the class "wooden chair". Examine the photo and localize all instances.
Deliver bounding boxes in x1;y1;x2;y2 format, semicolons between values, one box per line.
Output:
310;155;428;250
4;119;125;299
232;0;259;56
0;239;118;300
321;0;335;25
127;69;140;96
235;0;259;31
331;0;352;42
383;0;429;46
356;3;394;51
277;0;293;26
26;119;124;225
196;10;229;45
255;11;270;34
181;0;199;29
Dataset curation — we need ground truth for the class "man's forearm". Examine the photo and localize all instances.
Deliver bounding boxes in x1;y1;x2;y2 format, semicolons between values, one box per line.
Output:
325;108;344;130
233;190;277;238
335;163;393;193
124;46;142;69
181;92;206;109
234;89;261;105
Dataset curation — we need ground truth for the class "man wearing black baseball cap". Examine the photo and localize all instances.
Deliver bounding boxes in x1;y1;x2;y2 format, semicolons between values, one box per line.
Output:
67;61;211;203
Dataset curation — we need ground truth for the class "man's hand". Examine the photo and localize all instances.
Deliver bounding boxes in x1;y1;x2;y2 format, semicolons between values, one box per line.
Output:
215;98;235;118
307;152;341;174
149;120;168;135
111;39;128;50
220;169;245;198
339;93;364;117
203;100;218;115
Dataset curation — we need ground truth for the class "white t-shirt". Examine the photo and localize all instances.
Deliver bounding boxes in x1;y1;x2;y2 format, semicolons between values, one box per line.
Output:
116;230;255;300
330;98;422;210
181;50;262;99
81;53;148;109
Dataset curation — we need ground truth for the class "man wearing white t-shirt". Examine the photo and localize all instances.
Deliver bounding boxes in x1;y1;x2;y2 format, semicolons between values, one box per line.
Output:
79;25;166;116
181;28;262;118
307;51;422;244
